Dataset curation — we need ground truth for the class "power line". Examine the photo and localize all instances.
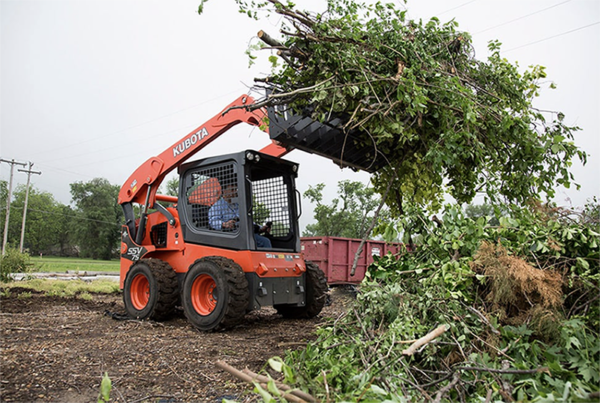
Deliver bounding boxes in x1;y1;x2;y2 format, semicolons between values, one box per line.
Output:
429;0;596;60
38;122;197;167
504;21;600;53
27;88;247;162
36;164;98;180
438;0;479;16
26;208;123;226
0;206;123;226
474;0;572;35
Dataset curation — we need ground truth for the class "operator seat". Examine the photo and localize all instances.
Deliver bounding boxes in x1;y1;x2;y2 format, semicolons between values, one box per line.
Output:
187;177;222;229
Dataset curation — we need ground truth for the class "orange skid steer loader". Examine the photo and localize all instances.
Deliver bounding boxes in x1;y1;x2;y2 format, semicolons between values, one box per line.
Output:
118;95;383;331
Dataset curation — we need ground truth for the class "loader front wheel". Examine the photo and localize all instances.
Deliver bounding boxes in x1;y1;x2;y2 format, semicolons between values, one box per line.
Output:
123;259;179;321
182;257;249;331
275;261;328;319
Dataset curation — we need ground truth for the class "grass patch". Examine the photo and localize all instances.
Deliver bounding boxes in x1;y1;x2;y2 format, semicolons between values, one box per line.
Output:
1;279;121;297
79;292;94;301
30;256;120;273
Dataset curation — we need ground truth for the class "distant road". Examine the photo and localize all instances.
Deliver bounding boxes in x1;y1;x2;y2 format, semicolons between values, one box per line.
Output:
11;271;120;282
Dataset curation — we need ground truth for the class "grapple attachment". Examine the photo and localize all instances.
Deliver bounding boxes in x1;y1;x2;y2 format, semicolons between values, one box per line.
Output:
267;104;386;173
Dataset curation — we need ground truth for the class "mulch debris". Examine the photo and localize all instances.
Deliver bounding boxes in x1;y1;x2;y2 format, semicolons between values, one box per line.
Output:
0;286;354;402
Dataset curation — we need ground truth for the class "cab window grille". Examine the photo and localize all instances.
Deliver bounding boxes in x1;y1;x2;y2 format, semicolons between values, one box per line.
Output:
251;176;291;238
150;222;168;248
184;163;238;233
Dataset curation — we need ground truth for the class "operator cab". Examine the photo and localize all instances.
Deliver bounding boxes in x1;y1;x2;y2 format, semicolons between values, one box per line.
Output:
178;150;301;252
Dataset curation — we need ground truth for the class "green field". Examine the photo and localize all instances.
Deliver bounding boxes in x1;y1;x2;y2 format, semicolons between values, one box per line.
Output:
30;256;120;273
1;278;121;297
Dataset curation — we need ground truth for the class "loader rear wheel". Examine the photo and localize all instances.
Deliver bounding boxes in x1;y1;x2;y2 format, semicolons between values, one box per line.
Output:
182;257;249;331
123;259;179;321
275;261;328;319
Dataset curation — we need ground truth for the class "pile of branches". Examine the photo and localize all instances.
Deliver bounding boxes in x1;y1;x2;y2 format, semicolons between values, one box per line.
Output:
288;203;598;401
215;202;599;402
201;0;586;213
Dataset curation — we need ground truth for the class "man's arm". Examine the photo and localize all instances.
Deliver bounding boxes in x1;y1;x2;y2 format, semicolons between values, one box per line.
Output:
208;200;225;229
209;199;238;230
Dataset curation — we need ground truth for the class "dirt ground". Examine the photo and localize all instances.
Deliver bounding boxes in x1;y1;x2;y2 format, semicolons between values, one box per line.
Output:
0;286;354;403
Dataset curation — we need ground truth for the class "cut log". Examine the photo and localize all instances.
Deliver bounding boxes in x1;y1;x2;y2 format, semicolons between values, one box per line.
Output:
402;325;449;356
241;369;316;402
216;360;317;403
258;30;284;48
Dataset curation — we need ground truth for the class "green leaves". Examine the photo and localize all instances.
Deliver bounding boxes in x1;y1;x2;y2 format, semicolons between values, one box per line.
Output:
282;201;599;401
268;54;278;68
97;372;111;403
0;247;32;283
70;178;121;260
303;180;388;239
219;0;586;212
197;0;207;14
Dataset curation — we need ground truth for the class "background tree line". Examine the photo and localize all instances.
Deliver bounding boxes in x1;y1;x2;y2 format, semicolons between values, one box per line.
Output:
1;176;597;260
0;178;121;260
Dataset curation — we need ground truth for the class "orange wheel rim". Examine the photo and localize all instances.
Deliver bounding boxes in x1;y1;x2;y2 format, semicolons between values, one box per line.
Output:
191;274;217;315
130;273;150;310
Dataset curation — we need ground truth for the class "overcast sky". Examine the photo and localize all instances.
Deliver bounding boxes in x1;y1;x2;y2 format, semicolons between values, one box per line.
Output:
1;0;598;230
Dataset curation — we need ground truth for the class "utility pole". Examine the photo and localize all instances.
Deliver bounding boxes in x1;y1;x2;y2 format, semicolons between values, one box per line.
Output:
18;162;42;253
1;158;27;255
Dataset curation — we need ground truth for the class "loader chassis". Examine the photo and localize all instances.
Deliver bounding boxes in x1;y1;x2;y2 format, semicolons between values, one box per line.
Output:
118;93;374;331
119;150;319;330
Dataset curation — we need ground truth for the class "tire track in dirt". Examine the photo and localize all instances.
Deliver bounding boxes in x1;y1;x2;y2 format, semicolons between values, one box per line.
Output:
0;288;353;402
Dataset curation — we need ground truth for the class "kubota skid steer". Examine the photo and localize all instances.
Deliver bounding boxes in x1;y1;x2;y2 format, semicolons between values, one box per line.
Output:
118;94;384;331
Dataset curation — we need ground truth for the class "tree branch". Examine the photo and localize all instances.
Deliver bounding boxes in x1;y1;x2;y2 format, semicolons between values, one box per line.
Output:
455;366;550;375
402;325;450;356
350;172;394;276
216;360;316;402
432;373;461;403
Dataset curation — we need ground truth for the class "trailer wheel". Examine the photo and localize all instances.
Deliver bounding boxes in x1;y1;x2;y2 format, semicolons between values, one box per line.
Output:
182;257;249;331
123;258;179;321
275;261;328;319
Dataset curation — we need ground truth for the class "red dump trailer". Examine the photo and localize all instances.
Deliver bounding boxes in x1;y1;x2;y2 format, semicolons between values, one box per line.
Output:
300;236;405;285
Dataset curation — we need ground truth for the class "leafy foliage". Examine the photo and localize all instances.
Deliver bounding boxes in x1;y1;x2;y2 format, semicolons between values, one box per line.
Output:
274;203;599;401
201;0;586;213
2;278;120;296
0;247;32;283
97;372;112;403
70;178;121;260
580;197;600;233
1;180;124;257
4;185;73;255
464;202;507;226
302;180;387;238
0;180;7;210
163;177;179;197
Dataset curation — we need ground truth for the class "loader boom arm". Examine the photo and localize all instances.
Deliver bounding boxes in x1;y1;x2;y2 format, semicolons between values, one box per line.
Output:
118;95;288;207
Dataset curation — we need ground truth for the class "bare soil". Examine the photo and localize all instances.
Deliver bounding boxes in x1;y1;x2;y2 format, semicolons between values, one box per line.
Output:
0;286;354;402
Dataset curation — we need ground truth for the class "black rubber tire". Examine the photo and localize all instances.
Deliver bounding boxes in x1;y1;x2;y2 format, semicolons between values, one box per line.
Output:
123;258;179;321
275;261;328;319
182;256;249;331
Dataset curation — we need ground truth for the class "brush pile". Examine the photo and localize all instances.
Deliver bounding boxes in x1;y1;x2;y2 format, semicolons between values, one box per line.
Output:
271;203;599;401
202;0;586;212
